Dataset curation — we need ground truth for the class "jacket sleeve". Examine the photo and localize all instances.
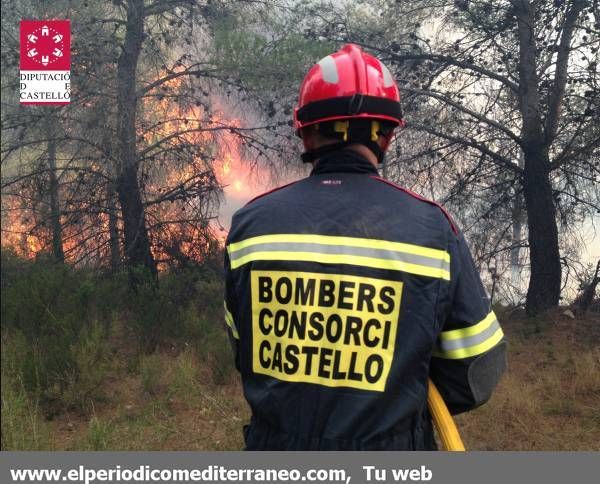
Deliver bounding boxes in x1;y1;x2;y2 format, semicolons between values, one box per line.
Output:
224;245;241;372
429;230;507;414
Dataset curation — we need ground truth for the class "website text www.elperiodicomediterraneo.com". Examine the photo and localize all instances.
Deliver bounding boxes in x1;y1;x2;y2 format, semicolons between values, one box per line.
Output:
9;464;436;484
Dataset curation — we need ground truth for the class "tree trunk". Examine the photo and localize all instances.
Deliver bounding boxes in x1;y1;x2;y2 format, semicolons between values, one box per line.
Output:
99;104;121;273
115;0;156;277
522;145;561;315
510;150;524;292
47;135;64;263
515;0;561;315
107;182;121;272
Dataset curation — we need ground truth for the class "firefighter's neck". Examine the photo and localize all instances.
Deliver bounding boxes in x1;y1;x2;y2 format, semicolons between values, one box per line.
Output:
312;143;378;167
345;144;378;166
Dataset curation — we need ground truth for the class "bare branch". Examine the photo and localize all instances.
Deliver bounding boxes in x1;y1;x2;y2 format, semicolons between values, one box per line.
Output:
144;0;195;17
353;41;520;92
136;64;216;97
410;123;522;174
404;87;522;144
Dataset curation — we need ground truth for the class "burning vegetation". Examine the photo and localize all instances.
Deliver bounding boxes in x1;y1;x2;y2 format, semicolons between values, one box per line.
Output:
1;85;269;271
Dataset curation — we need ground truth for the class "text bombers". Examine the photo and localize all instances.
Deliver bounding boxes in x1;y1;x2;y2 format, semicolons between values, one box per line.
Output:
250;271;404;391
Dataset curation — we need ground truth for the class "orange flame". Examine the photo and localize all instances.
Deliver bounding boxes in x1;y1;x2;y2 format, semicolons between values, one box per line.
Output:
2;70;281;267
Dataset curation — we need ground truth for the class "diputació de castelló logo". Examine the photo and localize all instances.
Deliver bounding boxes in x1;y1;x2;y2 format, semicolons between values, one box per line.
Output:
20;20;71;105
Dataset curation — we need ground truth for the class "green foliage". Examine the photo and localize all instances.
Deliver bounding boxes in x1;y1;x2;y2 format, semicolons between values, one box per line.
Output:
0;252;234;440
139;354;166;396
55;322;111;412
169;348;200;397
212;12;334;93
0;367;51;451
85;416;115;451
1;254;112;412
177;297;234;386
200;321;235;386
125;265;223;352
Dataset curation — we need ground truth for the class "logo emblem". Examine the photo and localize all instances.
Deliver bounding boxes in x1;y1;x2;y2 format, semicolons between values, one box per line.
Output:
20;20;71;105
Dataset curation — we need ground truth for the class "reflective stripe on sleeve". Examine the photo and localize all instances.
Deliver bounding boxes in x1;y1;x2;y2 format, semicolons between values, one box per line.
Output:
227;234;451;280
433;311;503;359
224;301;239;339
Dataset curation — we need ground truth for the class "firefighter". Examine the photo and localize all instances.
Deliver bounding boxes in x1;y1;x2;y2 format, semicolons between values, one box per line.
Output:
223;44;507;450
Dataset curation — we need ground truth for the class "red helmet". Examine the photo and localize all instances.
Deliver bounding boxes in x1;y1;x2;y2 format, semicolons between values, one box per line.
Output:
293;44;405;134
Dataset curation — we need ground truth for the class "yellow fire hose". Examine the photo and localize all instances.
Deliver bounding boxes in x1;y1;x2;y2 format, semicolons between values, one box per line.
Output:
427;379;466;451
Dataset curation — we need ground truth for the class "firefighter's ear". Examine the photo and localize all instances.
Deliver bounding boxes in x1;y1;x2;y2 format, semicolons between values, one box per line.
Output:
301;125;322;152
302;131;315;151
379;132;393;152
299;126;309;148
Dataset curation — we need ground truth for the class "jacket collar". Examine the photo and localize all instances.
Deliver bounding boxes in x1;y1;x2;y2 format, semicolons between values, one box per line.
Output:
309;149;379;176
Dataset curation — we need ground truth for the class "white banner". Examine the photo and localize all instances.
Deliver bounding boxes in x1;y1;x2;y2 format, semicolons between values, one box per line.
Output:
20;70;70;104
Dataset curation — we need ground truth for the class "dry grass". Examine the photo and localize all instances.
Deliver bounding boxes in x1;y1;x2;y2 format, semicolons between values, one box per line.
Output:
47;348;249;451
456;309;600;450
8;309;599;451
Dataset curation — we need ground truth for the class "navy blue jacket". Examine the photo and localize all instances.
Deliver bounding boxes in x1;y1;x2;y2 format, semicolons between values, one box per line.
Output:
224;149;506;450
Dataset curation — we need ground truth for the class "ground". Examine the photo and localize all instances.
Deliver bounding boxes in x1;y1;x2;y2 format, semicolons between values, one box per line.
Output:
34;310;600;450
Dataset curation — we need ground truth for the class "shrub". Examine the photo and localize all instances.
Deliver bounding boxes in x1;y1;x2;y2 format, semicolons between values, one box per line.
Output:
139;354;166;396
169;348;199;397
53;322;111;411
0;368;50;450
1;252;232;420
85;416;114;451
205;334;234;383
125;265;224;353
0;255;111;413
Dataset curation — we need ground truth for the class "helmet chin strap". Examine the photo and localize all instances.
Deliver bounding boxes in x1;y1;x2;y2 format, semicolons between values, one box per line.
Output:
301;140;385;165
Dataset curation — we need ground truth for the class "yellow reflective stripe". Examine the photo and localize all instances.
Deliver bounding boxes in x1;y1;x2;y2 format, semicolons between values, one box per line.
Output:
227;233;450;263
433;326;504;360
229;250;451;280
439;311;497;341
224;301;239;339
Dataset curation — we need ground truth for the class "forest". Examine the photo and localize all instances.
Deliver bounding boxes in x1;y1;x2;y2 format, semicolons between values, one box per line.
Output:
1;0;599;450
